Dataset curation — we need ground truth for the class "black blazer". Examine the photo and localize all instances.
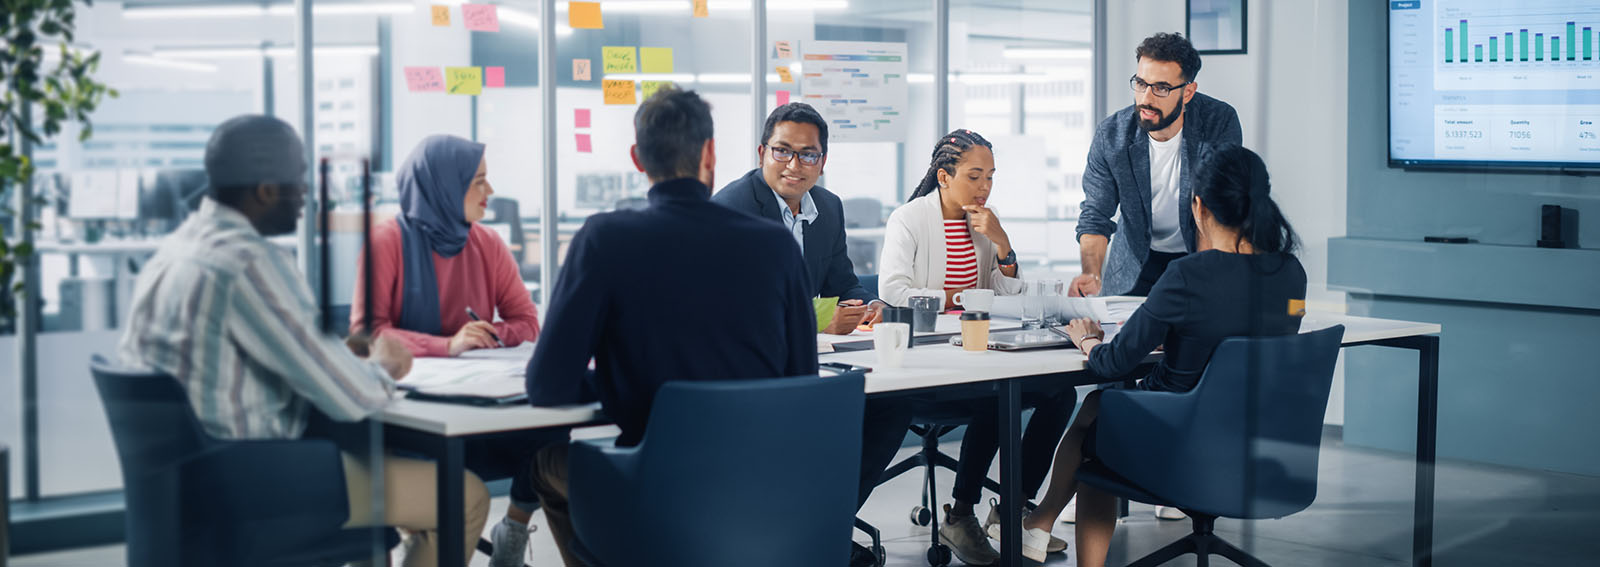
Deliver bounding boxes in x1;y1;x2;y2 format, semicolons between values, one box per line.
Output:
713;169;874;302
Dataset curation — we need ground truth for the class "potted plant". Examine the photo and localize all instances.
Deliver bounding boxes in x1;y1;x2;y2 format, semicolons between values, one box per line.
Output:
1;0;116;332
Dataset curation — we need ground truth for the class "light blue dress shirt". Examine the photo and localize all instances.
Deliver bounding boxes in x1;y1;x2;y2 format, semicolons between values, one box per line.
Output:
772;188;819;253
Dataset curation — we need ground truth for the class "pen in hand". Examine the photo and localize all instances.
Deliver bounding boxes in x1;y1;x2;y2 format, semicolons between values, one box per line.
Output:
463;306;506;348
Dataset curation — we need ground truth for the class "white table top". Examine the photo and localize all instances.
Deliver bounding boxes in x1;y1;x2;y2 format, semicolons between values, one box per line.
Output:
375;311;1441;437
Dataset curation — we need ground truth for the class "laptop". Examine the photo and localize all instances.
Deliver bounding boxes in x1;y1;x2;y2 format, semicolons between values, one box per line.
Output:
950;327;1077;351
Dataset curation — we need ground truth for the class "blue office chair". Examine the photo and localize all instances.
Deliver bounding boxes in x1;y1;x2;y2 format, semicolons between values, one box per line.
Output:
90;356;397;567
1076;326;1345;567
568;375;866;567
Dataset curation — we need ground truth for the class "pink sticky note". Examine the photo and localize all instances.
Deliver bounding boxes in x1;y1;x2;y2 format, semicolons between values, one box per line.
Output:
777;90;790;106
404;66;445;92
461;4;500;32
575;108;591;128
576;133;593;153
485;66;505;88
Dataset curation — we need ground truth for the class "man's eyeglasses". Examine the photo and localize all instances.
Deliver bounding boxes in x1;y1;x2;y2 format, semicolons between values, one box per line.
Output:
1129;75;1191;98
767;145;824;166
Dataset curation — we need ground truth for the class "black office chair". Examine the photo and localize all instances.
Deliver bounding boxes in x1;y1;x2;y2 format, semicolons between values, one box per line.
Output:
852;274;1005;567
1077;326;1344;567
90;356;398;566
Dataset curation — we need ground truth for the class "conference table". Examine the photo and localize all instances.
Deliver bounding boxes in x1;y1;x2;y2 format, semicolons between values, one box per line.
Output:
375;311;1441;567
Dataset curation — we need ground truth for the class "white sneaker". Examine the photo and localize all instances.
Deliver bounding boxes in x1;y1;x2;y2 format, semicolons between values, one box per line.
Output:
488;517;535;567
937;504;1000;566
983;499;1066;553
1060;496;1076;524
1019;527;1053;563
1154;505;1188;520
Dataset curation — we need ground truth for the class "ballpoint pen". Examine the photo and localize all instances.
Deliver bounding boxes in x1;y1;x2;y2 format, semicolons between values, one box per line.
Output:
463;306;506;347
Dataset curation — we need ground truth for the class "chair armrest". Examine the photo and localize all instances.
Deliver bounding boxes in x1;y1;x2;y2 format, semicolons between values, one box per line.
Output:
173;439;350;537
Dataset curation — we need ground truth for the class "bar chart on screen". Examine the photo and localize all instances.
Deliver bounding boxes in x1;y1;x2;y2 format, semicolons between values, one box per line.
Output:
1432;0;1600;91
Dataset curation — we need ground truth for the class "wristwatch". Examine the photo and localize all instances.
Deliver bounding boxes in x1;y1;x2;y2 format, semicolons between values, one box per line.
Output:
996;249;1018;267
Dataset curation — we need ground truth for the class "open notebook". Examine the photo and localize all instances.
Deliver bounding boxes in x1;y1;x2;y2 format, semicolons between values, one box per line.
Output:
398;343;533;406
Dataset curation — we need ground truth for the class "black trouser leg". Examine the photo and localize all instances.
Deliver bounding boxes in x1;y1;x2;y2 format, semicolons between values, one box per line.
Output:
953;386;1078;504
859;398;915;510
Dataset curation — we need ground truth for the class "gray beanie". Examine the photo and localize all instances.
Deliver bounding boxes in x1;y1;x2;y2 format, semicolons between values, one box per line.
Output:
204;114;307;194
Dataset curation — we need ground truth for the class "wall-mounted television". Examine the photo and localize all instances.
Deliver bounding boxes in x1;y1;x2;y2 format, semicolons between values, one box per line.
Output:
1389;0;1600;170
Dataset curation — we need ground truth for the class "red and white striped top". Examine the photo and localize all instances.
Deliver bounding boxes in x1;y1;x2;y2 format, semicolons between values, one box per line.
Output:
943;219;979;290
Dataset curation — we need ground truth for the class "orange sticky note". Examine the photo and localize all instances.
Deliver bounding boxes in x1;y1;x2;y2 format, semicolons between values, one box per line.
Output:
573;59;592;81
431;5;450;26
775;41;794;59
485;66;505;88
569;1;603;29
776;66;793;83
602;79;636;105
693;0;708;18
1288;299;1306;316
576;133;593;153
461;3;499;32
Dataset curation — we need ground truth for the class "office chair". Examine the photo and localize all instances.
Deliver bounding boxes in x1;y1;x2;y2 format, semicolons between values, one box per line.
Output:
568;375;865;567
1076;326;1344;567
90;356;398;567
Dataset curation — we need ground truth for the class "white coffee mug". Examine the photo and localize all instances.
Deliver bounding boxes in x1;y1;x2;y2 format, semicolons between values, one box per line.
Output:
874;322;911;368
952;288;995;312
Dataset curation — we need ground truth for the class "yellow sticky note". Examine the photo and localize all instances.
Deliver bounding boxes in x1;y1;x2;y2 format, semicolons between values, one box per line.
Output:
446;66;482;95
776;66;793;83
641;80;674;101
693;0;708;17
431;5;450;26
775;40;794;59
602;46;637;73
573;59;592;81
569;1;603;29
603;79;637;105
1288;299;1307;316
640;47;674;74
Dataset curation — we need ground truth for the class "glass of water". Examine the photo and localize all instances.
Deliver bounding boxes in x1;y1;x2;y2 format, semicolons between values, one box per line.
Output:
1038;279;1066;326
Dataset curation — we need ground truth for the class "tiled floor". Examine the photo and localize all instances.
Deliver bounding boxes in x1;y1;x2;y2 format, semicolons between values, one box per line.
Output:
13;433;1600;566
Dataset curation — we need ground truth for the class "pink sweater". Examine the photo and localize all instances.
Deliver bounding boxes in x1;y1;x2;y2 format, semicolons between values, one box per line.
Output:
351;219;540;357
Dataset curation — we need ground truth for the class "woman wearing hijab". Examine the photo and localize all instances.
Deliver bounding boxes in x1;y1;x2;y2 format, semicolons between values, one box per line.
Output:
351;135;546;567
352;134;539;356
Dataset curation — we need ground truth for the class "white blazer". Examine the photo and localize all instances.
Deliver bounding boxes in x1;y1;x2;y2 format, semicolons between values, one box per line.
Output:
878;190;1024;307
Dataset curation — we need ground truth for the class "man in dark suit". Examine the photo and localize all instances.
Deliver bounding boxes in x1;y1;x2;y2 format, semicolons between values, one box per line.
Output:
1072;32;1244;299
713;102;883;335
524;86;819;565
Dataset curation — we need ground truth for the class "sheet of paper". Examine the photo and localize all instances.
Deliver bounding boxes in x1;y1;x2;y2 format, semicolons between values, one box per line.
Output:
602;79;636;104
602;46;637;73
431;5;450;26
575;108;591;128
446;66;482;95
776;90;790;105
485;66;505;88
573;59;592;81
775;40;794;59
568;1;603;29
776;65;793;83
461;3;499;32
640;47;674;73
693;0;708;18
403;356;527;398
404;66;445;92
576;133;592;153
640;80;673;101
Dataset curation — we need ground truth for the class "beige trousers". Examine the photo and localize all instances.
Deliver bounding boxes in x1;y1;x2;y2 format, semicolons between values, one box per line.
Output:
341;453;490;567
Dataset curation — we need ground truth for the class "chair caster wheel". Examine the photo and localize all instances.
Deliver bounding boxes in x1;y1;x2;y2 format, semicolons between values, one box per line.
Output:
910;505;932;526
927;543;952;566
874;544;887;567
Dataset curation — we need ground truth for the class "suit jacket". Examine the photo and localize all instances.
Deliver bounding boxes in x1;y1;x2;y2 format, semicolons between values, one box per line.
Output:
712;168;874;302
1076;92;1243;296
526;178;818;447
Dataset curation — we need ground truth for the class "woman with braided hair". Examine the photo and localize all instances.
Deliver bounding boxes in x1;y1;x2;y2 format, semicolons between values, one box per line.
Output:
880;129;1077;565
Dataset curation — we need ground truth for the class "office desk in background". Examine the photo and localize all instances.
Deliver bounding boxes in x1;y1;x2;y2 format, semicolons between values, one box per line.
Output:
377;312;1441;567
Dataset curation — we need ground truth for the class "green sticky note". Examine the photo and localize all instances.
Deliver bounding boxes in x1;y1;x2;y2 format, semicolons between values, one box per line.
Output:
602;46;637;73
813;297;839;333
640;47;674;73
640;80;674;101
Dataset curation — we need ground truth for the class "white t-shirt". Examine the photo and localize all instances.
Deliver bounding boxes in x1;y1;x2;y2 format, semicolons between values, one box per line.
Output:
1147;129;1185;253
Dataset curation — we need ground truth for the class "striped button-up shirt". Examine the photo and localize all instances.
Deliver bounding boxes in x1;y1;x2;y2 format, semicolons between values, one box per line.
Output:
119;198;394;440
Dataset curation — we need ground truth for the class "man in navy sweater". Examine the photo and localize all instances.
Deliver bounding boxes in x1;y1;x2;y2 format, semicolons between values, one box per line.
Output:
524;86;817;565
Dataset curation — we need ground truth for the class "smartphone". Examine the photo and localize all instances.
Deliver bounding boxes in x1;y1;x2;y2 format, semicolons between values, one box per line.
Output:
819;361;872;374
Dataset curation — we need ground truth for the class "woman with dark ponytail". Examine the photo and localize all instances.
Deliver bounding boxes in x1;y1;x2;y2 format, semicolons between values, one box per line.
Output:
1016;144;1308;565
881;130;1079;564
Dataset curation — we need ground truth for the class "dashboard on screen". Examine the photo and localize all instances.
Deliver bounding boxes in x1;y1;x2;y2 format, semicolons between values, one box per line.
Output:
1389;0;1600;169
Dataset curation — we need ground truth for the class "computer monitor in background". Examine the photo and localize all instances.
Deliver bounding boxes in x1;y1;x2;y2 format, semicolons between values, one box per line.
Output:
138;169;208;229
66;170;122;219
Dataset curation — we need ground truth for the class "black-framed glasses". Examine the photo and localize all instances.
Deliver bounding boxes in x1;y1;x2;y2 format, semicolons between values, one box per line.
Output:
766;145;824;166
1129;75;1191;98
